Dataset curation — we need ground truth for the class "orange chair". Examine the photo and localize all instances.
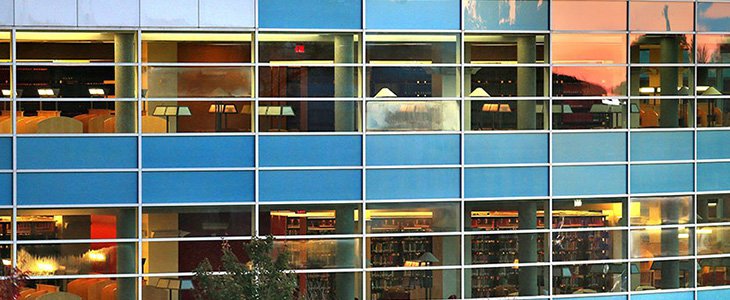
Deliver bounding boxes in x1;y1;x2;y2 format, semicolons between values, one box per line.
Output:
87;280;114;300
24;290;47;300
101;282;117;300
19;289;35;299
36;284;60;293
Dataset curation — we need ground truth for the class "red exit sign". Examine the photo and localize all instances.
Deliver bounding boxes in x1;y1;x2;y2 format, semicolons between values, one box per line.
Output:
295;44;305;53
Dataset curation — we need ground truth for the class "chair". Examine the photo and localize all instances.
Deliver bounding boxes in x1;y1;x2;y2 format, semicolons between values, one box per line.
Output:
37;292;82;300
23;290;47;300
87;279;114;300
36;284;60;293
101;283;117;300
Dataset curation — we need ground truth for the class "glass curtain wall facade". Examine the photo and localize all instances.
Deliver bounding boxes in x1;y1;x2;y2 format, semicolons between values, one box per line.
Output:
0;0;729;300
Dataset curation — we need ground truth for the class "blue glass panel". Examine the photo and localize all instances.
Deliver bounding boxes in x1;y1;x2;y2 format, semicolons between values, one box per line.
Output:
17;172;137;205
17;137;137;169
0;174;9;205
0;138;9;169
143;171;253;203
631;164;693;194
631;131;693;161
367;135;459;166
366;0;459;30
698;131;730;159
464;133;548;164
143;136;254;168
366;168;459;200
260;170;361;201
554;165;627;196
464;0;549;30
698;162;730;192
553;133;626;163
260;136;361;167
632;291;693;300
259;0;361;29
465;167;548;198
699;288;730;300
698;2;730;32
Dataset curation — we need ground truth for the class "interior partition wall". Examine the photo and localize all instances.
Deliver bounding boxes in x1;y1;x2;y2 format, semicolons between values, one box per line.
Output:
0;1;729;300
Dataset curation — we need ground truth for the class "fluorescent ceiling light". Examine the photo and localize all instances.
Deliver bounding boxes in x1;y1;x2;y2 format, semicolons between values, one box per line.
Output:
16;32;112;41
142;32;251;42
366;34;457;43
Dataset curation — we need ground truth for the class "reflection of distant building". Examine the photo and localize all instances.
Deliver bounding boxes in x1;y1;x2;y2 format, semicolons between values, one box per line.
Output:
552;74;608;97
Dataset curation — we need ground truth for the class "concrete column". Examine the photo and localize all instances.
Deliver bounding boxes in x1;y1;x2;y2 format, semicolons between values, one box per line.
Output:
660;200;680;289
517;36;536;130
116;209;136;299
334;35;356;131
660;37;679;128
518;202;538;296
115;33;136;134
335;205;355;300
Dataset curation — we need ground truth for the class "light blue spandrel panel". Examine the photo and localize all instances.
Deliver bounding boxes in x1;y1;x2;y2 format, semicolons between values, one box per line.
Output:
630;164;693;194
698;162;730;192
260;170;361;201
630;131;693;162
366;168;459;200
367;134;459;166
143;171;253;203
0;174;9;205
553;132;626;163
632;291;693;300
260;136;361;167
17;172;137;205
553;165;627;196
698;131;730;159
259;0;361;29
464;167;548;198
698;2;730;32
699;288;730;300
570;296;626;300
464;0;549;30
17;137;137;169
0;138;10;169
464;133;548;164
143;136;254;168
366;0;459;30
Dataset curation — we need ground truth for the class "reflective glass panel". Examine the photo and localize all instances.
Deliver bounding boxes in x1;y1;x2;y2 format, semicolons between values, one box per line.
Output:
631;227;694;258
631;260;695;291
553;66;627;96
553;198;626;228
143;66;252;98
259;203;362;236
467;100;547;131
552;99;628;129
142;205;252;238
630;34;694;64
366;202;460;233
553;34;627;64
629;99;694;128
366;34;459;64
629;2;694;32
466;233;548;264
466;266;549;298
17;207;136;240
366;101;460;131
143;101;252;133
698;2;730;32
698;67;730;96
697;99;730;127
293;272;363;300
18;66;135;98
0;102;11;133
143;240;248;273
466;67;548;97
16;101;138;134
698;226;730;255
18;242;137;275
369;269;461;299
259;66;360;97
698;258;730;287
465;200;548;231
275;238;361;269
553;230;628;261
142;33;252;63
552;0;627;31
698;194;730;223
553;263;628;295
30;279;138;300
697;35;730;64
463;0;549;30
259;33;361;64
367;67;460;98
258;101;360;132
464;34;548;64
367;235;461;268
630;196;693;226
16;32;135;63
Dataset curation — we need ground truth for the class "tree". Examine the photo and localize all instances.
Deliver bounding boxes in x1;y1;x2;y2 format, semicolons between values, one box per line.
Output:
0;267;30;300
193;235;297;300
